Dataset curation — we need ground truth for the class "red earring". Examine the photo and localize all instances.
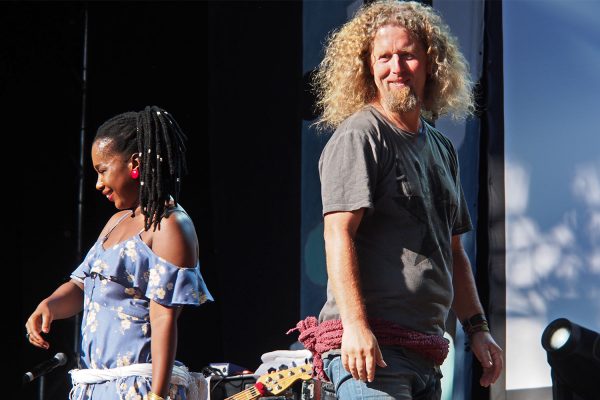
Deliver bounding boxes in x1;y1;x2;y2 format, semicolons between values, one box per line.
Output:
130;169;139;179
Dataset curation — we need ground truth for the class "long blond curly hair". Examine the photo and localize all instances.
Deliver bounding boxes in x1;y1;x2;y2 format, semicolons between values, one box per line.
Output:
314;0;474;130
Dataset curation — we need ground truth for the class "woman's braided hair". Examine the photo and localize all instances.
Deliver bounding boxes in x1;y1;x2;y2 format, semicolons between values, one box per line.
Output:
95;106;188;231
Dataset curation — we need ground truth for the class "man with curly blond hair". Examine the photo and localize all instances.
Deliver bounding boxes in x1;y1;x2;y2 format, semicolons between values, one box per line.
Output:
306;1;503;399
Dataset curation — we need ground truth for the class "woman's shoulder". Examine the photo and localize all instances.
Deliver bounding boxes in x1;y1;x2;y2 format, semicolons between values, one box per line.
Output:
97;210;132;239
160;205;196;234
149;205;198;268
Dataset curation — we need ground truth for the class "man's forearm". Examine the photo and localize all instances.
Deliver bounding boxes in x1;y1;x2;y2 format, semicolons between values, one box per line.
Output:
451;237;485;322
325;232;368;328
323;209;368;328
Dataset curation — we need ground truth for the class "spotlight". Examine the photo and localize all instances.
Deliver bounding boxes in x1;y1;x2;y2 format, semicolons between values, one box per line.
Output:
541;318;600;400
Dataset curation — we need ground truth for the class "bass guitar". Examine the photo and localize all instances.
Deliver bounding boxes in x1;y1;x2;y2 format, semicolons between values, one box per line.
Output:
224;363;313;400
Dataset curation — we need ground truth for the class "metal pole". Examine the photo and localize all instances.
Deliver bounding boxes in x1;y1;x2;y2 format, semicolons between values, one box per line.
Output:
74;3;89;369
38;375;45;400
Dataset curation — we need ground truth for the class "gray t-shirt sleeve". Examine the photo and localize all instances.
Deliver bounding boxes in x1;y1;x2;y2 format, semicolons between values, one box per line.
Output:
449;144;473;236
453;176;472;235
319;129;379;215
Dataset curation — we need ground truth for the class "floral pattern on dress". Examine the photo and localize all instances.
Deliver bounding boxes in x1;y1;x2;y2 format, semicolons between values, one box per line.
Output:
69;234;213;400
122;240;138;262
116;351;133;367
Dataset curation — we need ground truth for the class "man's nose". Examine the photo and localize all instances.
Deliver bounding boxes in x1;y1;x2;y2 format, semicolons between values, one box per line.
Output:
390;54;404;74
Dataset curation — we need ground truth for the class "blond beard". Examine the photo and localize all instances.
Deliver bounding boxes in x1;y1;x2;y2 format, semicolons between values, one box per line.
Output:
384;85;419;114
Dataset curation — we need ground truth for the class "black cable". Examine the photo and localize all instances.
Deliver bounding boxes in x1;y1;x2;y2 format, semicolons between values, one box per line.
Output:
202;366;227;394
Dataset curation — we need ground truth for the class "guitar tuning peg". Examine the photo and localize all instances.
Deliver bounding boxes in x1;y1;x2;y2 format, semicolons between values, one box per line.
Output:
291;361;297;367
268;367;276;374
278;364;289;370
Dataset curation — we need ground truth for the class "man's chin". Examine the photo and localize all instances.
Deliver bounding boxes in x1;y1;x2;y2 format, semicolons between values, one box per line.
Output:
386;98;418;114
383;87;418;113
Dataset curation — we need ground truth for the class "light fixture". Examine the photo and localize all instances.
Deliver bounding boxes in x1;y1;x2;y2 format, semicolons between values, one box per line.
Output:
541;318;600;400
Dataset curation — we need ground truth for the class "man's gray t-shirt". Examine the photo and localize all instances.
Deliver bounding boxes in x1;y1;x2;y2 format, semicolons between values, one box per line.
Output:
318;105;472;336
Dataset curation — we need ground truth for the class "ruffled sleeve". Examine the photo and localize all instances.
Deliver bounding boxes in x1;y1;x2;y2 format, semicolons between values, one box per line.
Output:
143;257;214;307
70;242;100;283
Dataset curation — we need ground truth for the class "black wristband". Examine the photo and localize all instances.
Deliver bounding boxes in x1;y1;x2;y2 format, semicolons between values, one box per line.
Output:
462;313;490;336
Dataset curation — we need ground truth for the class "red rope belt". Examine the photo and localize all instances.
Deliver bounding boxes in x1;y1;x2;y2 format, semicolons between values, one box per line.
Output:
287;316;449;380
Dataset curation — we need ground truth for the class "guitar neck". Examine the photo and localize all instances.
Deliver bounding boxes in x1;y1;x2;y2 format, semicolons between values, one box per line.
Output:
225;385;261;400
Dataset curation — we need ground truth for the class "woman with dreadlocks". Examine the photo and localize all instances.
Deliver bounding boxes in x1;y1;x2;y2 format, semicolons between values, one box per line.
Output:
25;106;213;400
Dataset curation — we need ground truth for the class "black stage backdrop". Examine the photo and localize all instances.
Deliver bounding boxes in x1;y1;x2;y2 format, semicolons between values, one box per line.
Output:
11;2;302;398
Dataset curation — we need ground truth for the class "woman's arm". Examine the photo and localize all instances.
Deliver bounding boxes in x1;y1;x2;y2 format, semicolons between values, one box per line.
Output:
148;210;197;397
25;279;84;349
149;301;182;397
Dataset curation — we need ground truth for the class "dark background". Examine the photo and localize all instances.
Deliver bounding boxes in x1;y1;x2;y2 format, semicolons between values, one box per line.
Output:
10;2;303;398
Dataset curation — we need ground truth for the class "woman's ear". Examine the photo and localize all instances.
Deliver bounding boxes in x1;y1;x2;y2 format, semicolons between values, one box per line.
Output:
129;152;141;172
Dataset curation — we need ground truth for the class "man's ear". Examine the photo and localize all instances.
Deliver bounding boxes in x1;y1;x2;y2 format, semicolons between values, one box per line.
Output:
426;54;434;76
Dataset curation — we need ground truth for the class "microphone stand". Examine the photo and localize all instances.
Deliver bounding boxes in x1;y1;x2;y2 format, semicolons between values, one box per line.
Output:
38;376;45;400
35;6;88;400
69;4;89;397
75;4;89;359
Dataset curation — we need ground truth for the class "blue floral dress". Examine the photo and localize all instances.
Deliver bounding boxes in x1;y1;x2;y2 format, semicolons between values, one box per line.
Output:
69;216;213;400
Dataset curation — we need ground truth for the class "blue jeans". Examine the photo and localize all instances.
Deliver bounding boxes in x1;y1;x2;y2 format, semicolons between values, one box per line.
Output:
323;346;442;400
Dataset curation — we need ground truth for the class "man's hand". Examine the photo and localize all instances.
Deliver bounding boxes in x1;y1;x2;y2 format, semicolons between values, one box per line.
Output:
341;323;387;382
470;331;503;387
